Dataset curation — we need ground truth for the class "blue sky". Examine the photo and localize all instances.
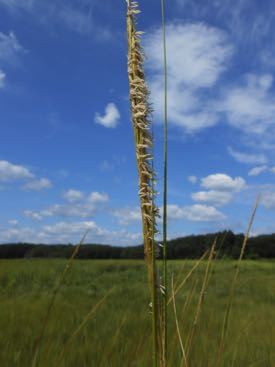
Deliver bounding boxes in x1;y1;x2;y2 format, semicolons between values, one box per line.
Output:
1;0;275;245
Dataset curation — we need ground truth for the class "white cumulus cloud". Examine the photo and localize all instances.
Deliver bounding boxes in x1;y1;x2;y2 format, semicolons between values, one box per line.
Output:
166;204;226;222
201;173;246;192
95;103;120;128
0;160;33;181
88;191;109;203
63;189;84;202
191;190;233;207
192;173;246;207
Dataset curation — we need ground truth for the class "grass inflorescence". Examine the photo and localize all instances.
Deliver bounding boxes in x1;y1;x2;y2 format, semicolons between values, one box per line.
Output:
126;1;163;365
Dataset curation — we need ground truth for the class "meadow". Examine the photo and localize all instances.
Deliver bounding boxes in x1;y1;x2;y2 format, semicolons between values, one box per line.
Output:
0;259;274;366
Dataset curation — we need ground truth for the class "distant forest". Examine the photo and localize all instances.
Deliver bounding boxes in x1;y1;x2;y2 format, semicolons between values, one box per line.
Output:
0;231;275;259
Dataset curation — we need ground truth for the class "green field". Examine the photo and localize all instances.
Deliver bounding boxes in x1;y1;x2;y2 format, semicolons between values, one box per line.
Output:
0;259;274;366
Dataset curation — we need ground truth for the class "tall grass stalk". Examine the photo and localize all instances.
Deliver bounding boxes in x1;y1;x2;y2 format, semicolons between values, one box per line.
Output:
217;195;260;364
126;1;161;365
160;0;168;365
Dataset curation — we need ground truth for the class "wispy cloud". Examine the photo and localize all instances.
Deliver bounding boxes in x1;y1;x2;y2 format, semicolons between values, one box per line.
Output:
24;210;43;221
56;3;93;34
248;165;268;176
145;22;233;132
0;0;34;11
228;146;268;165
0;69;5;87
99;156;126;173
262;191;275;210
188;175;197;184
221;74;275;137
8;219;18;226
24;203;97;220
248;165;275;176
23;178;52;191
0;31;26;65
176;0;275;45
0;31;26;86
0;0;113;39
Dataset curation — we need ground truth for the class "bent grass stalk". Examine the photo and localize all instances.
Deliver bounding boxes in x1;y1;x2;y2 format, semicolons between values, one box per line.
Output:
167;250;209;305
173;260;187;290
185;240;216;360
31;230;89;367
55;287;114;367
103;315;127;366
231;317;253;367
170;277;198;359
171;274;188;367
126;1;161;365
217;195;260;365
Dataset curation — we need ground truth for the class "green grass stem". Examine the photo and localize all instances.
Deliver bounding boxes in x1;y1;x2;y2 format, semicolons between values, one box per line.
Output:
160;0;168;365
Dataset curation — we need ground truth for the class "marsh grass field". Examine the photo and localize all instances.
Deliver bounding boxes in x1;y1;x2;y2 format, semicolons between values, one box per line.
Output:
0;259;274;367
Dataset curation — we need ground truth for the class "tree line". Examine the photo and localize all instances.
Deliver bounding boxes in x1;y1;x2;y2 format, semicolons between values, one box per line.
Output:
0;231;275;259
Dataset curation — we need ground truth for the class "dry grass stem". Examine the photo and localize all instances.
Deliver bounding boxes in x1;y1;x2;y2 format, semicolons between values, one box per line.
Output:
171;274;189;367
